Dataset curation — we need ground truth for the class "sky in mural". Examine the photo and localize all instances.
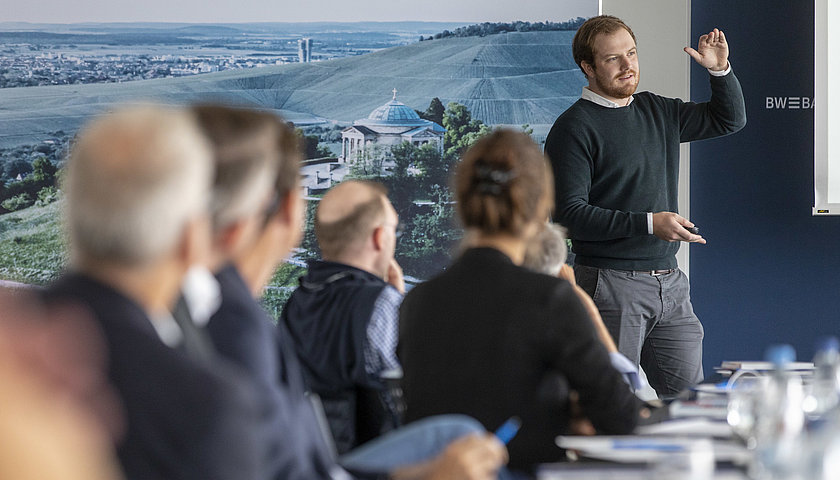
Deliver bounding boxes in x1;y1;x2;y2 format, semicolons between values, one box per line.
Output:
2;0;597;24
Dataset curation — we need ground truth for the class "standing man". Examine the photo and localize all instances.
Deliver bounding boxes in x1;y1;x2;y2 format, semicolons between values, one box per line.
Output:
545;15;746;396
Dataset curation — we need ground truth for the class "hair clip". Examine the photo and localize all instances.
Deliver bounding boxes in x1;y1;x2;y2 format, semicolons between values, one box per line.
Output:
474;165;516;195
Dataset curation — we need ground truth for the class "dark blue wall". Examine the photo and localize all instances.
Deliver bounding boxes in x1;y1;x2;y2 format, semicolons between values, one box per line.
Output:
691;0;840;374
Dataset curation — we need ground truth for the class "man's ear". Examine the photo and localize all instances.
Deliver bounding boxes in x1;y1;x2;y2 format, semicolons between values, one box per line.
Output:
371;224;385;252
266;190;305;243
179;215;212;267
269;190;305;258
273;190;298;225
217;219;252;253
581;61;595;79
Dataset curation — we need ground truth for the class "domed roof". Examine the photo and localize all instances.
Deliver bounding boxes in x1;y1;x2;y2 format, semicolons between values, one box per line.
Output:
367;100;422;123
356;90;432;127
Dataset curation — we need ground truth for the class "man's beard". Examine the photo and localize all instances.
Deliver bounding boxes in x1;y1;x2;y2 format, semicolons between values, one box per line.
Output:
594;69;639;100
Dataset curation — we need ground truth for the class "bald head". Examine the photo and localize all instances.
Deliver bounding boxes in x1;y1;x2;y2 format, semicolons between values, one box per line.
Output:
315;180;390;260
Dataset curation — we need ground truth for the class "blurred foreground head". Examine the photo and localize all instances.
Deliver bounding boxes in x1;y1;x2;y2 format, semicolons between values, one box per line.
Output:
0;290;124;480
191;104;304;290
191;104;300;235
64;105;213;269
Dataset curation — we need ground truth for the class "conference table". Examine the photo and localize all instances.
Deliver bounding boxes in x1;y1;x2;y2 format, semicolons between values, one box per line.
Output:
536;382;753;480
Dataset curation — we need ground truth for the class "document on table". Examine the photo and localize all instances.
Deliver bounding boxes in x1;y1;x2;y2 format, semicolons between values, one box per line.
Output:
537;463;749;480
635;417;733;438
555;436;699;463
555;435;751;464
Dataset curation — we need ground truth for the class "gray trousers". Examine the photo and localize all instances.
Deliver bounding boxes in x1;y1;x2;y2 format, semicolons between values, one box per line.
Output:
574;265;704;397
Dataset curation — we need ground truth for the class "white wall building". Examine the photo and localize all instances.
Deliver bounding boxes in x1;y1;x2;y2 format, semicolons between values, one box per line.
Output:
340;90;445;168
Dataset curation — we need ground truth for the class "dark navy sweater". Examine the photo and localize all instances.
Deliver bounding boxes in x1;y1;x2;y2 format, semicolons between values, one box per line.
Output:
545;72;746;270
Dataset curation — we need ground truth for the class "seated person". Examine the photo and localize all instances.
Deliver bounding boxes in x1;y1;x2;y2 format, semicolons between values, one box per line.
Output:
193;104;507;480
398;129;641;475
522;222;648;394
42;106;263;480
281;180;404;453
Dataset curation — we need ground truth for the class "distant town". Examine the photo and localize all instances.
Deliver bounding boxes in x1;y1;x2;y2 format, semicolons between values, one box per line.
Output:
0;49;294;87
0;22;458;88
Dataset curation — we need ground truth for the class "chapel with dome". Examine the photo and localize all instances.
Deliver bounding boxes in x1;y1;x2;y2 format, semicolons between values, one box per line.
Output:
339;89;445;164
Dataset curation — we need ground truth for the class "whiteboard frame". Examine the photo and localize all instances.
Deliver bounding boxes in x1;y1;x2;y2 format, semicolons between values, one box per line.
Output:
814;0;840;214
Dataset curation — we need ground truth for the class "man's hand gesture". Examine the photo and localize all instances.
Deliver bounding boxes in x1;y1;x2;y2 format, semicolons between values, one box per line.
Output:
684;28;729;71
386;258;406;295
652;212;706;244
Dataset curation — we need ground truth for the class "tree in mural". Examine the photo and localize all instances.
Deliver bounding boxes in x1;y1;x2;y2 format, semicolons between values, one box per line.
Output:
348;144;386;178
0;157;60;213
296;128;333;160
443;102;491;158
399;185;460;278
417;97;445;126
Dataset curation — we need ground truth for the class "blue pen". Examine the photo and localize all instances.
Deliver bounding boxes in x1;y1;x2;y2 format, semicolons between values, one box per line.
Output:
494;416;522;445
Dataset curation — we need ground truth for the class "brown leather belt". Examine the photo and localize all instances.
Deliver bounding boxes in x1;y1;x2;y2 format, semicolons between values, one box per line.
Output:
635;269;676;276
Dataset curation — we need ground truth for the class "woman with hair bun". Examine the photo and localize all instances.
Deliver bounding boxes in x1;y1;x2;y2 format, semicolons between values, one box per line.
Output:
398;129;640;475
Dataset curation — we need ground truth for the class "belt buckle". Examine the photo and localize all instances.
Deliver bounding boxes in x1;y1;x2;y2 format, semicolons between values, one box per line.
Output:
650;269;673;276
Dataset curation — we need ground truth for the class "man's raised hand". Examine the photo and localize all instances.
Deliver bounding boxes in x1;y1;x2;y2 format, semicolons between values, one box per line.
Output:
684;28;729;71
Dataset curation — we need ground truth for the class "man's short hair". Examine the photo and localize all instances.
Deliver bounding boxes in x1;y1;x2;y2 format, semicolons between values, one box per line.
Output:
572;15;637;75
63;105;212;266
522;223;569;276
315;181;388;259
192;104;295;232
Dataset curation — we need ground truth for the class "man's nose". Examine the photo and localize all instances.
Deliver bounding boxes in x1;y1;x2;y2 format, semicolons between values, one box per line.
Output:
620;55;633;69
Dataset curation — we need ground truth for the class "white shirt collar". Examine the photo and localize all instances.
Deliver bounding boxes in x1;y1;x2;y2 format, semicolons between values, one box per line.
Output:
149;311;183;348
581;86;635;108
180;265;222;327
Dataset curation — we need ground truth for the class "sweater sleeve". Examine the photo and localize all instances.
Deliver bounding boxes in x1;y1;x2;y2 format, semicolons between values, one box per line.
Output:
545;119;650;241
541;283;640;434
678;71;747;142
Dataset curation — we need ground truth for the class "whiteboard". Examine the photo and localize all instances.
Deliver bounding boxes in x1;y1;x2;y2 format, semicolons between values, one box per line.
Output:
814;0;840;214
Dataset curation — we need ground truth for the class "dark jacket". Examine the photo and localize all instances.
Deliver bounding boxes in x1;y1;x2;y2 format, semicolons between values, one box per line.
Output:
281;260;399;454
45;272;262;480
206;264;340;480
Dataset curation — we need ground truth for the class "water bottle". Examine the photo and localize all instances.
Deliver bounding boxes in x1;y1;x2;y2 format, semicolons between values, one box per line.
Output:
802;337;840;479
750;344;806;480
804;337;840;420
804;407;840;480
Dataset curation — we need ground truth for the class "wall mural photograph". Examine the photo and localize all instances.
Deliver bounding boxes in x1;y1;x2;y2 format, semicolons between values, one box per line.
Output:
0;0;597;314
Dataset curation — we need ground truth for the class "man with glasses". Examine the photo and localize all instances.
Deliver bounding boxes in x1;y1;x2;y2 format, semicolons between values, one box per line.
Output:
281;180;406;454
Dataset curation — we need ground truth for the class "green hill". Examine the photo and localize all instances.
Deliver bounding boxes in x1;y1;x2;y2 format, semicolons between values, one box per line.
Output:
0;30;583;148
0;200;65;284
